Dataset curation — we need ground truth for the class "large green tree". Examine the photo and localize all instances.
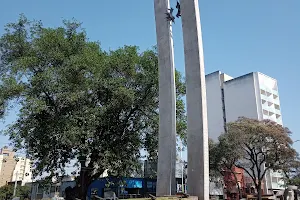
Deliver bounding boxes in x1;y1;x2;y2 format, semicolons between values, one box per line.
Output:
0;15;186;199
221;117;297;200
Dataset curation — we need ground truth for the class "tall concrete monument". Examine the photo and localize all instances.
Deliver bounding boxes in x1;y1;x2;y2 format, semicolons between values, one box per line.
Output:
181;1;210;200
154;0;177;196
154;0;209;199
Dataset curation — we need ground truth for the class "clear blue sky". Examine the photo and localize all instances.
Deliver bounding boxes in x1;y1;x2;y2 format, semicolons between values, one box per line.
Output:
0;0;299;156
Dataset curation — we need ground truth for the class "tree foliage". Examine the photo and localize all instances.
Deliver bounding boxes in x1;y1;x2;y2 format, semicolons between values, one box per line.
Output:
0;185;30;199
221;117;297;200
209;137;239;177
209;137;242;198
281;153;300;186
0;14;186;197
209;138;220;179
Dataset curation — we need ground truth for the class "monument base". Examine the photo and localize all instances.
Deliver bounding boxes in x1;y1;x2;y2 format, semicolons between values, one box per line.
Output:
125;197;198;200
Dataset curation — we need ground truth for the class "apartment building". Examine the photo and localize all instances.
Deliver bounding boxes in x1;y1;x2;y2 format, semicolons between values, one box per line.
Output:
0;147;18;186
206;71;284;193
12;156;32;185
0;147;32;186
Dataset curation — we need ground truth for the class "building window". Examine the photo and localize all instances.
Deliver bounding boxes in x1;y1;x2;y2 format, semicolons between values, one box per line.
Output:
269;111;274;116
37;185;44;194
274;104;280;110
276;114;281;119
260;89;266;95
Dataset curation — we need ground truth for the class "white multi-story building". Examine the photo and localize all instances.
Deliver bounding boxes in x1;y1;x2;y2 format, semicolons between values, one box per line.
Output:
12;157;33;185
206;71;284;193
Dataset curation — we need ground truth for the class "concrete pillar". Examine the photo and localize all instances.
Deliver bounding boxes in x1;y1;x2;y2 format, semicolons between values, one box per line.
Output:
154;0;177;196
181;1;210;200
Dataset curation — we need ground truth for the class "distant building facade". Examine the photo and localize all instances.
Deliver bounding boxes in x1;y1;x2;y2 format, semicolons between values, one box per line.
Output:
223;166;245;200
29;176;76;200
0;147;17;186
206;71;284;193
0;147;32;186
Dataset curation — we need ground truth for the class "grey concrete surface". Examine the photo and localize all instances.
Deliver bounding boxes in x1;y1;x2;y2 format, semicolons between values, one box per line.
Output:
154;0;177;196
181;0;210;199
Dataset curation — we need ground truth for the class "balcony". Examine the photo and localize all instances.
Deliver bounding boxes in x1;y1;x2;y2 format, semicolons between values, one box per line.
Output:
273;93;278;99
260;87;280;105
276;114;281;119
276;118;283;125
272;89;279;96
262;100;268;110
260;89;266;95
261;94;273;103
274;104;281;114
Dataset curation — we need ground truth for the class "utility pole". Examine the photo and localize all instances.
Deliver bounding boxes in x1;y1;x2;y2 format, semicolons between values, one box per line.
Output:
13;171;18;196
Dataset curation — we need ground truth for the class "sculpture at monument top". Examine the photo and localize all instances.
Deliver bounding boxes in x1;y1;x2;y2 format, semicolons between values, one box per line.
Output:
165;1;181;23
165;8;175;23
176;1;181;18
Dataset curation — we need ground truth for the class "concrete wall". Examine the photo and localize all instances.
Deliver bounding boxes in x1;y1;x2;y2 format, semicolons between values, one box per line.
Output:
224;73;259;123
206;71;225;141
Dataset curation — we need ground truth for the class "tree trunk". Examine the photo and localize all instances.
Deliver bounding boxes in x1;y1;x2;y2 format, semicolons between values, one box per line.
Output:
79;169;93;200
231;170;242;200
64;169;95;200
77;154;106;200
256;182;262;200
